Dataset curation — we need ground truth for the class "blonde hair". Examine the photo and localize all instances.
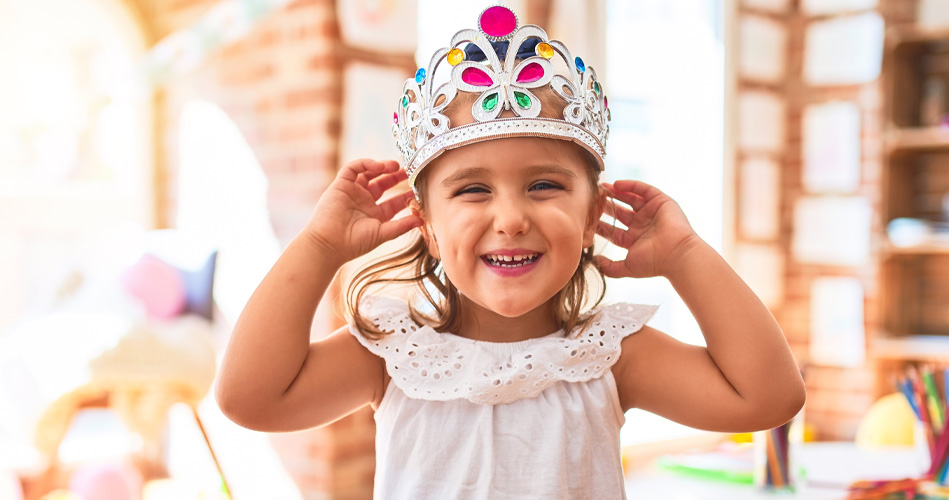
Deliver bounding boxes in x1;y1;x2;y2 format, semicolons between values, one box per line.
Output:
348;87;607;339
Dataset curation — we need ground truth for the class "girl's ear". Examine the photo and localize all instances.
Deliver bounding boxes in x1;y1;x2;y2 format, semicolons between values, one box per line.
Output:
583;186;607;248
411;199;441;260
420;221;441;260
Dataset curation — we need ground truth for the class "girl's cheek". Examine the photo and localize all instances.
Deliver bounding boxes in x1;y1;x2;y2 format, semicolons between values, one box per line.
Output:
451;205;486;222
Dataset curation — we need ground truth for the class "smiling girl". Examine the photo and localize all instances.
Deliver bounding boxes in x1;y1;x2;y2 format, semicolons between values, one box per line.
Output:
216;6;805;499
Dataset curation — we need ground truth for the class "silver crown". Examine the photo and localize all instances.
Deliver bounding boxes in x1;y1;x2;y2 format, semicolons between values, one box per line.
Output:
392;5;611;192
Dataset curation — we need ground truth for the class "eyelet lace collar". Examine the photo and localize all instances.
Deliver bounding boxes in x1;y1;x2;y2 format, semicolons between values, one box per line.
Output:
350;295;658;405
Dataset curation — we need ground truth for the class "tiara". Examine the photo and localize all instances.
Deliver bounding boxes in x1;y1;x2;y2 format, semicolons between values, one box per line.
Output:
392;5;611;192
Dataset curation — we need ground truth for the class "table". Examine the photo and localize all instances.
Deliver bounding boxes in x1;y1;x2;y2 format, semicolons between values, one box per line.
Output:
625;441;927;499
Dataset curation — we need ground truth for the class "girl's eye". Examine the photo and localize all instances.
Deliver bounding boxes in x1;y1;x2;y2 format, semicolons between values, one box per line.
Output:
455;185;489;196
530;181;562;191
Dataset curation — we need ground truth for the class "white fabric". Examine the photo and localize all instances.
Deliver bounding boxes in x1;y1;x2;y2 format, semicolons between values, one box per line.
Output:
350;295;658;499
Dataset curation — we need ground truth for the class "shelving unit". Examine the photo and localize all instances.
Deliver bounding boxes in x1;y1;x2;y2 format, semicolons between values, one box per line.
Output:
876;24;949;394
884;127;949;152
872;335;949;361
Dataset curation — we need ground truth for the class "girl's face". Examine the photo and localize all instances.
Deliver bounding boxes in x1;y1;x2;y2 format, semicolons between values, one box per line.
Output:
418;137;601;322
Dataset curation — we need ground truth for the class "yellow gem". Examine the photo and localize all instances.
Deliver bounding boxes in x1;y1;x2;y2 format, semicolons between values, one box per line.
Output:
536;42;554;60
447;48;465;66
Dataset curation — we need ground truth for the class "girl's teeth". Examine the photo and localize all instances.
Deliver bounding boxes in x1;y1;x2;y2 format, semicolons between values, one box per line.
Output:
485;254;538;267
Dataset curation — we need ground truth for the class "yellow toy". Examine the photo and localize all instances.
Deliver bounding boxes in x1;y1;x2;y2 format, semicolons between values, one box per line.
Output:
855;392;917;448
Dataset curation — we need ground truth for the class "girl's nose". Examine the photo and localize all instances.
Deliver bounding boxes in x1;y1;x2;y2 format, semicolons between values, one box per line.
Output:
492;196;530;236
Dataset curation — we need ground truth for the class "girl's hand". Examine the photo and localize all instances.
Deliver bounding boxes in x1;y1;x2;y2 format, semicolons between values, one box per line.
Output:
595;180;701;279
307;159;422;266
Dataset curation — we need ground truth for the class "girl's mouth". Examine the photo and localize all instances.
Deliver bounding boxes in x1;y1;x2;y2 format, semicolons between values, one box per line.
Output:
481;253;541;268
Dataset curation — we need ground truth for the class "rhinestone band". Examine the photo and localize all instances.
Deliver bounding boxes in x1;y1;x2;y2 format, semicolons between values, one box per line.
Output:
406;117;606;187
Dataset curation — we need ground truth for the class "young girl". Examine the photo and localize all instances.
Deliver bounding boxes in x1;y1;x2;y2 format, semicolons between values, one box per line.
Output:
216;6;805;498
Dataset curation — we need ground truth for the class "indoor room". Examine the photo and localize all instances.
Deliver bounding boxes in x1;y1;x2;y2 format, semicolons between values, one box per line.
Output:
0;0;938;498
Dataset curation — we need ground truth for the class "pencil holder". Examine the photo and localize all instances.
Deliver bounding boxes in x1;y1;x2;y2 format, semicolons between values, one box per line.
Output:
753;412;803;492
915;420;935;479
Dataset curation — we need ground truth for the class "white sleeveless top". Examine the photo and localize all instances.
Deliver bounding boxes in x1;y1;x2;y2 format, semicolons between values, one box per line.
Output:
350;296;658;500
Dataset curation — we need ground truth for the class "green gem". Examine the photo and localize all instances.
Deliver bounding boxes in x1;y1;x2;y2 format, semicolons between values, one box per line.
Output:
514;91;531;109
594;81;601;95
401;96;408;107
482;93;499;111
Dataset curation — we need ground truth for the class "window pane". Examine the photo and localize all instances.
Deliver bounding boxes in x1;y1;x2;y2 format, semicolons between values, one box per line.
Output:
0;0;152;331
604;0;725;445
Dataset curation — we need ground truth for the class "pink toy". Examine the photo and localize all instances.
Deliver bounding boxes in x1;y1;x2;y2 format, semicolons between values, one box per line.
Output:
68;463;142;500
121;254;187;320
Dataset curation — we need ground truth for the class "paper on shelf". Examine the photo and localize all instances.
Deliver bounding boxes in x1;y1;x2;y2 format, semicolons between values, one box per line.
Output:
801;0;877;15
740;157;781;240
738;91;785;153
740;15;787;84
802;101;862;193
804;12;884;86
809;277;866;367
792;196;872;266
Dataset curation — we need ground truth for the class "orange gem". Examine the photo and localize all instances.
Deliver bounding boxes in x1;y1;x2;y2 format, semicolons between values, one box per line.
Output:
447;48;465;66
536;42;554;60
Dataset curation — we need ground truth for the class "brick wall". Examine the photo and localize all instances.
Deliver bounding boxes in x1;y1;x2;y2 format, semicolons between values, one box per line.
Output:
154;0;342;242
781;7;881;440
127;0;376;498
736;0;918;441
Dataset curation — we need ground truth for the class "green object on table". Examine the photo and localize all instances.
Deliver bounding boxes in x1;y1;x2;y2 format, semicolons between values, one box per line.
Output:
656;454;754;485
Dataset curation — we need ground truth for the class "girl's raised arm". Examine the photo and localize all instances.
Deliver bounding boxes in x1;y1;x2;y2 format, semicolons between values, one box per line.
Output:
215;159;421;432
600;180;806;432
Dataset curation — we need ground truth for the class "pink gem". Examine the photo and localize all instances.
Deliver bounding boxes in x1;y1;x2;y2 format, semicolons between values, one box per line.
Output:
604;96;608;109
515;62;544;83
393;111;398;124
480;6;517;38
461;67;494;86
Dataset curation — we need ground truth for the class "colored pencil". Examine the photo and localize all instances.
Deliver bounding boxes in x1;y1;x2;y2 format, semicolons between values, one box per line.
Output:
898;377;922;420
943;368;949;415
847;478;920;500
930;417;949;477
774;426;787;486
765;429;783;487
909;366;937;452
923;365;945;432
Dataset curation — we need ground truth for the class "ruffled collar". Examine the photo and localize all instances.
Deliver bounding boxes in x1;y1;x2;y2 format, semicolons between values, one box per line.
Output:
350;295;658;405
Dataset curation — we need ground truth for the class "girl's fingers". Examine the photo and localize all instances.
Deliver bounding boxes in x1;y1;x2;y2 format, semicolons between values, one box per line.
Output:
339;159;400;183
603;199;635;227
367;169;409;201
613;180;666;205
355;168;387;189
377;213;424;243
377;190;415;221
603;182;647;212
596;220;632;248
594;255;627;279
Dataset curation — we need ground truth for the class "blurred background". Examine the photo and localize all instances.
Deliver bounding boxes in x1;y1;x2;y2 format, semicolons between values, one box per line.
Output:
0;0;939;498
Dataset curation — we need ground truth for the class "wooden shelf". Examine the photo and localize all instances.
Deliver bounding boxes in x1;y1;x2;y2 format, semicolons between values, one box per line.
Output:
884;127;949;153
888;25;949;47
883;241;949;255
871;335;949;361
875;21;949;387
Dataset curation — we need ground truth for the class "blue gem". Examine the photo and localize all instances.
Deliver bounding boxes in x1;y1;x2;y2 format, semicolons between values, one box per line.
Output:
574;56;585;73
415;68;426;84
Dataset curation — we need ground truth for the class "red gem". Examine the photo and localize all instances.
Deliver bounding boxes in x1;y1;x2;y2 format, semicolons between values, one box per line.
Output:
516;62;544;83
480;6;517;38
393;112;398;124
604;96;608;109
461;67;494;86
